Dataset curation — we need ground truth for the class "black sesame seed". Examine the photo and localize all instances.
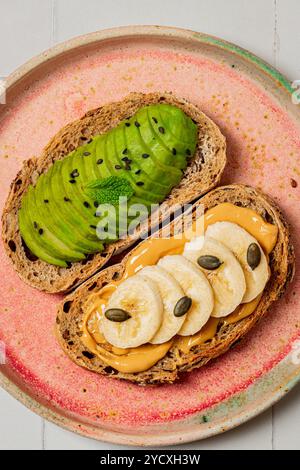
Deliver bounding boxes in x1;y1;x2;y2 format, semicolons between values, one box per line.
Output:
125;163;131;171
125;122;130;127
142;153;150;159
83;151;91;156
122;156;129;162
134;121;140;128
152;116;158;123
33;221;38;229
38;228;44;235
158;126;165;134
87;138;93;143
136;181;144;186
44;199;49;203
94;201;98;208
69;179;76;184
70;169;79;178
83;201;90;208
122;148;128;155
186;148;191;156
90;225;97;229
172;148;177;155
97;158;103;165
135;169;141;175
80;136;88;141
115;164;121;170
64;197;70;202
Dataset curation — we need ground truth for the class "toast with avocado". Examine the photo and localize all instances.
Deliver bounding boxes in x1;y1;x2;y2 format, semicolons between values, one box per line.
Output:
2;92;226;293
56;185;295;385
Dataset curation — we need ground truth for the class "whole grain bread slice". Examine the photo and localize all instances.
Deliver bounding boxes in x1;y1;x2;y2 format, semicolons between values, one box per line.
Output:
55;184;295;385
2;92;226;293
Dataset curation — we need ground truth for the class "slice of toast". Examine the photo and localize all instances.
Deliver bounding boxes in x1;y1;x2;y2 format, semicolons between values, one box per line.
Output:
56;184;295;385
1;92;226;293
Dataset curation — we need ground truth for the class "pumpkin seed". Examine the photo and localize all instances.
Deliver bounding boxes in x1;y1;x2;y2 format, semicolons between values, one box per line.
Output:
105;308;131;322
174;296;192;317
197;255;223;270
247;243;261;270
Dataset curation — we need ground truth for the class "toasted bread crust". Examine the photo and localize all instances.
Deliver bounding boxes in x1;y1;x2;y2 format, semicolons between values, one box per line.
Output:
1;92;226;293
55;184;295;385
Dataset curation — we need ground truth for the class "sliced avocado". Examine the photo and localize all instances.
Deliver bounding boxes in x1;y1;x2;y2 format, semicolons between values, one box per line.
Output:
90;133;152;240
108;127;165;202
121;122;178;194
144;108;187;171
83;139;133;239
92;134;150;208
49;159;103;253
19;188;67;267
116;122;170;194
133;107;186;172
22;185;79;264
156;104;197;155
94;137;111;178
26;180;73;262
31;177;85;262
63;150;99;241
101;131;161;204
37;163;94;255
134;107;185;174
78;140;102;183
79;139;99;181
97;136;138;240
116;123;170;197
19;103;197;266
69;155;113;245
79;145;120;242
83;135;146;238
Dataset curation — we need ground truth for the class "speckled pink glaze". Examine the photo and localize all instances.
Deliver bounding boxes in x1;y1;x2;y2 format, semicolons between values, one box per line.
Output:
1;33;300;432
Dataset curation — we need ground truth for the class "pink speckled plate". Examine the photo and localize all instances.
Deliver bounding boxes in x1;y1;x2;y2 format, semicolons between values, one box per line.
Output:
1;26;300;447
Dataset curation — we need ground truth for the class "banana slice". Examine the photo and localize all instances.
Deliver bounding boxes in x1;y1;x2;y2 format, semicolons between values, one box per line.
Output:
138;266;186;344
100;275;163;348
206;222;269;303
183;237;246;317
158;255;214;336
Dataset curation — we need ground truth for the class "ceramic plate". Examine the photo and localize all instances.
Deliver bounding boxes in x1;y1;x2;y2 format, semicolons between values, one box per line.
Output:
1;26;300;447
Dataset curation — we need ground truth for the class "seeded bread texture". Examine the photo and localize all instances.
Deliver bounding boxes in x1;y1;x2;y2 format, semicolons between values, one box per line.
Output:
2;92;226;293
56;184;295;385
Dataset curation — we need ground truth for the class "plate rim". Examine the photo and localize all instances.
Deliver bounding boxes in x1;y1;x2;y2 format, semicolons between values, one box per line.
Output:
0;24;299;447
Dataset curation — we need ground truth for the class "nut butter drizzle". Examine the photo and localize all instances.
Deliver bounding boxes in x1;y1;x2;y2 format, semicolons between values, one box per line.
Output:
81;203;278;373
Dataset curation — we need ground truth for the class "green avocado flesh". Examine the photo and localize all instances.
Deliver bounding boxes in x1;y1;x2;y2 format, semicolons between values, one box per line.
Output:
19;104;197;266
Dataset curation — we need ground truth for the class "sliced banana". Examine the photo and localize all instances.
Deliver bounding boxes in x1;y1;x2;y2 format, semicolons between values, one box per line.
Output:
138;265;186;344
206;221;269;303
158;255;214;336
183;237;246;318
100;275;163;348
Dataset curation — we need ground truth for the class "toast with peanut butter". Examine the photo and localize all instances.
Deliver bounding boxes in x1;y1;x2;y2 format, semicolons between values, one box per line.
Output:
56;184;295;385
1;92;226;294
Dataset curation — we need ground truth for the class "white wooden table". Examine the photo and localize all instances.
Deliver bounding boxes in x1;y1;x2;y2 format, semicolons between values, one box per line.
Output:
0;0;300;450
